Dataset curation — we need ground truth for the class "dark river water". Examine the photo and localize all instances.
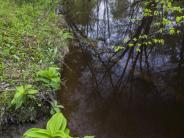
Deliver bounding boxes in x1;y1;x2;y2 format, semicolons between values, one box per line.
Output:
1;0;184;138
59;0;184;138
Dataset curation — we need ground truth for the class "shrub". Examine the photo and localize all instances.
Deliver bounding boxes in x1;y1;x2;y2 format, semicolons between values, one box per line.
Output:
37;67;61;90
11;85;38;109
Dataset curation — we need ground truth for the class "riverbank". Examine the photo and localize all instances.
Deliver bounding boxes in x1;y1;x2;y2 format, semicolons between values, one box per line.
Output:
0;0;70;130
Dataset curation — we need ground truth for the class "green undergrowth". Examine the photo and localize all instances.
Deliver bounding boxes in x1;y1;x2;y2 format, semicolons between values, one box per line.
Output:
23;112;94;138
0;0;71;128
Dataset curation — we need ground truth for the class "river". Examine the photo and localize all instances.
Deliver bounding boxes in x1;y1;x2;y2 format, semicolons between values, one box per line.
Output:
59;0;184;138
1;0;184;137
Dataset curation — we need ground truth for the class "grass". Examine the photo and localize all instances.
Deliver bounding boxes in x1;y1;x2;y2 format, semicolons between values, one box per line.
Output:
0;0;71;127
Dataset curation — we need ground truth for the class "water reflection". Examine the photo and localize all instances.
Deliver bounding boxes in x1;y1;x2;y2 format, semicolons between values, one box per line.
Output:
63;0;97;25
111;0;129;19
63;0;130;43
60;0;184;137
60;44;184;138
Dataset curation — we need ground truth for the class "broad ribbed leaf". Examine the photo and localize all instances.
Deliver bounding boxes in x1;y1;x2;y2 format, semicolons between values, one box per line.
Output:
25;85;33;90
46;112;67;134
50;77;61;89
60;114;67;131
27;89;38;95
23;128;50;138
37;77;50;84
11;91;25;109
84;136;95;138
16;85;24;93
52;131;70;138
64;128;70;135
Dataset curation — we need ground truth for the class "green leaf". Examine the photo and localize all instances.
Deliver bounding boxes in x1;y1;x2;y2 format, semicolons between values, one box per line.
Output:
176;16;182;23
46;112;67;134
16;85;24;93
84;136;95;138
23;128;50;138
52;131;70;138
128;43;134;47
64;128;70;135
37;67;61;89
136;48;141;53
10;85;38;109
27;89;39;95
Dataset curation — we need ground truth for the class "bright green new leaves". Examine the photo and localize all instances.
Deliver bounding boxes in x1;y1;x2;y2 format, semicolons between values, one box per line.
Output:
176;16;184;23
11;85;38;109
37;67;61;90
143;0;184;36
23;112;71;138
114;46;125;52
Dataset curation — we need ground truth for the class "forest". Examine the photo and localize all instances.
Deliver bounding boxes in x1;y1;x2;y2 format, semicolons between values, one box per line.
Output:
0;0;184;138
